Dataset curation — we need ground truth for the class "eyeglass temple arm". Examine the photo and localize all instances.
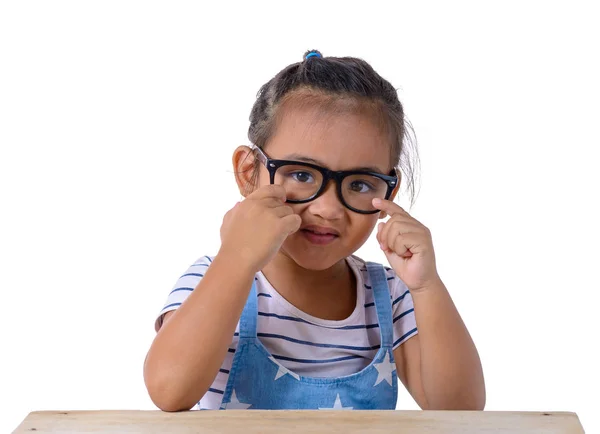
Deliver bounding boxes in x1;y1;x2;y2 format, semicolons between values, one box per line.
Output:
253;146;268;165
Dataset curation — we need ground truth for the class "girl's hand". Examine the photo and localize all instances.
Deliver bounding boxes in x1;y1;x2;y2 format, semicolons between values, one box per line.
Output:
372;198;441;293
219;185;302;273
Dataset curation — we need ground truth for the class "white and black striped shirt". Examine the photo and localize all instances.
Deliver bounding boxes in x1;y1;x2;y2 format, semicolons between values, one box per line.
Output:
155;254;418;410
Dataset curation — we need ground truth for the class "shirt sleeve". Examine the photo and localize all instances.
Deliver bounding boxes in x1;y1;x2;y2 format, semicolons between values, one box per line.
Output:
154;255;213;332
386;267;419;350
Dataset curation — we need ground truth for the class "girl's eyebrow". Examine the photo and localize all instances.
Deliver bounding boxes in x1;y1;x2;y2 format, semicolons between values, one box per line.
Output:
284;153;385;174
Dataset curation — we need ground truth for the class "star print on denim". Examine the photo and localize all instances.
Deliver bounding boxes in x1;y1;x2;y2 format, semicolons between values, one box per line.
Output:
319;394;353;410
224;390;251;409
269;356;300;381
373;351;396;386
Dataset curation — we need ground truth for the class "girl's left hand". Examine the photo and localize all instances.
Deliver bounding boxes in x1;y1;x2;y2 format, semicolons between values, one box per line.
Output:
372;198;441;293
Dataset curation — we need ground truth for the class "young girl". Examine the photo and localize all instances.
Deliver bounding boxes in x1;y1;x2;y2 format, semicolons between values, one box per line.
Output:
144;50;485;412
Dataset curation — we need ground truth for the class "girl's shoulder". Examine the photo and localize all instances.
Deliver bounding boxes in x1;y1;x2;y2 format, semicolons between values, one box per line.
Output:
190;255;215;266
347;254;393;272
346;255;408;297
346;254;394;277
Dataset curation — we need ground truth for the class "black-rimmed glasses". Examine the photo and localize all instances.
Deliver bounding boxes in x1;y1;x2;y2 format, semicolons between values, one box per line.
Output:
254;147;398;214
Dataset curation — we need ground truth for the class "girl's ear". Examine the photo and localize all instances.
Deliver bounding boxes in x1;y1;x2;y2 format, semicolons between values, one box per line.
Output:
379;168;401;219
232;145;258;197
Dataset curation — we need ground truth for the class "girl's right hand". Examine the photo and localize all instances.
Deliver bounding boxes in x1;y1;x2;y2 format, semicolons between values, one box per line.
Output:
218;184;302;273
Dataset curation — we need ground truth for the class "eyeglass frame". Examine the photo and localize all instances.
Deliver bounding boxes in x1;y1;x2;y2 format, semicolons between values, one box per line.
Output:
253;146;399;215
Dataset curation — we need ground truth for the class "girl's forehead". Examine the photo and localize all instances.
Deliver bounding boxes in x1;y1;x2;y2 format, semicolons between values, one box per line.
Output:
267;103;393;172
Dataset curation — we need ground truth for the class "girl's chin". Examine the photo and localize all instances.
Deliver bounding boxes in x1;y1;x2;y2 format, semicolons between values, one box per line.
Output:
281;245;345;271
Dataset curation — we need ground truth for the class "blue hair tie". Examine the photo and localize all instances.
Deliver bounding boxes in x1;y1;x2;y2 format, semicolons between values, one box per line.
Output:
305;52;321;59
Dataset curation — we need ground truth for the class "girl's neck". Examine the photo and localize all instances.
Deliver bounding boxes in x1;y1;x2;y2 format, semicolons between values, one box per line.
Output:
260;252;357;320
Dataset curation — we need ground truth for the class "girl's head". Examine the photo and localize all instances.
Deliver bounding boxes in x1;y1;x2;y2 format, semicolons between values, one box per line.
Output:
234;50;419;270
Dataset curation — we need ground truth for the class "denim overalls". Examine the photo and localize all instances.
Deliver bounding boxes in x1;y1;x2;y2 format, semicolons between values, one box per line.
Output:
220;262;398;410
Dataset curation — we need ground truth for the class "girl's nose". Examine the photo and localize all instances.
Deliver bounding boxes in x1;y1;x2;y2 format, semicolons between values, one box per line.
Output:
307;180;345;220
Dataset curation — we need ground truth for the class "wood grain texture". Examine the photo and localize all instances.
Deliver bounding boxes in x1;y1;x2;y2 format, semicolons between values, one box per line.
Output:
13;410;585;434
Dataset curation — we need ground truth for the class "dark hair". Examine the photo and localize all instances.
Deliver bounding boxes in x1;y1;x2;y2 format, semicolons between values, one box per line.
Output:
246;50;420;207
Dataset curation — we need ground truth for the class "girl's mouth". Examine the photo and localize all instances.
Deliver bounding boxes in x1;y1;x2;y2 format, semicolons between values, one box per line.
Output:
299;227;340;245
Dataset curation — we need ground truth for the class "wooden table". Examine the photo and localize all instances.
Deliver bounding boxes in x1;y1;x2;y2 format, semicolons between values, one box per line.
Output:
13;410;585;433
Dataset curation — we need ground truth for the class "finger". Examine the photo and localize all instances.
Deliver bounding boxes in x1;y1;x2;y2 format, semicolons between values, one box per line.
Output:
390;234;412;258
372;198;409;217
380;218;406;251
378;219;390;250
377;221;393;248
249;184;287;202
376;222;385;245
380;219;419;251
390;232;422;258
225;201;240;215
261;197;287;208
273;205;295;218
280;214;302;235
385;215;424;233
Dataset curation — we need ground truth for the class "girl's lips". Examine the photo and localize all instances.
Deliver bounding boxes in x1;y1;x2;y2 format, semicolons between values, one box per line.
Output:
301;225;341;236
300;229;339;245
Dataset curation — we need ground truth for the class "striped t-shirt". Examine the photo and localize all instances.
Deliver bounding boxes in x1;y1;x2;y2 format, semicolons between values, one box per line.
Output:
155;254;418;410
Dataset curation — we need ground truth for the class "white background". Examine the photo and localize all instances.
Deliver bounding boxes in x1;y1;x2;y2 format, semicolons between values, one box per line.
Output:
1;1;598;432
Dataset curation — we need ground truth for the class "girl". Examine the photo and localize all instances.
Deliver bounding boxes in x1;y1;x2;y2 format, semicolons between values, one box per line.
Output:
144;50;485;412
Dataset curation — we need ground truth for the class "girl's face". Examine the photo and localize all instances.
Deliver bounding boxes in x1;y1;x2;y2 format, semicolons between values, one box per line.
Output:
255;102;396;271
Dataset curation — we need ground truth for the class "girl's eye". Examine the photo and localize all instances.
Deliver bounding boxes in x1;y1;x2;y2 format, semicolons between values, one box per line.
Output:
290;171;314;183
349;180;374;193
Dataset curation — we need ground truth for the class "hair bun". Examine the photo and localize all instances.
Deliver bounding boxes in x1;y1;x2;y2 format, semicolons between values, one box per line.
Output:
303;50;323;61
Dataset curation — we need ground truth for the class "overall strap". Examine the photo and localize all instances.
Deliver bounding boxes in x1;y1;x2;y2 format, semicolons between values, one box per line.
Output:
238;279;258;339
366;262;394;348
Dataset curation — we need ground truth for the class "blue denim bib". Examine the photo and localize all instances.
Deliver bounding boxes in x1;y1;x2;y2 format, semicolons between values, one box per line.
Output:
220;262;398;410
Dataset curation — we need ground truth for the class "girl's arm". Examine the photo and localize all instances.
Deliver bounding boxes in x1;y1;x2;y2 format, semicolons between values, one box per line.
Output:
144;185;301;412
373;198;485;410
394;280;485;410
144;253;255;412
